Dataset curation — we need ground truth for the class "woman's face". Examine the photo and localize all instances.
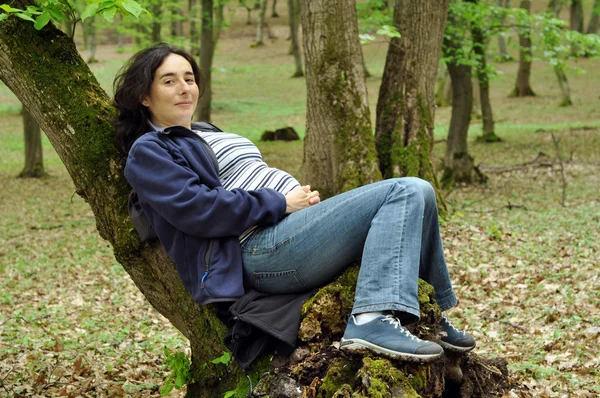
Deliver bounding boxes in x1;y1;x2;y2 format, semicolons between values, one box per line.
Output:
142;53;199;128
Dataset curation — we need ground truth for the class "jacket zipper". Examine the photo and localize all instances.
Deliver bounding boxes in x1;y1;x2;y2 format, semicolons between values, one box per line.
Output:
200;239;214;289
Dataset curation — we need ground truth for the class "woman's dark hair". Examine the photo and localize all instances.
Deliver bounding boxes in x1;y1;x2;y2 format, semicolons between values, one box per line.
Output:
113;43;205;156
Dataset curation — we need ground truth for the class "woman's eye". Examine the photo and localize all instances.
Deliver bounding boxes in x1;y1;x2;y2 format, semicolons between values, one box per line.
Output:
186;78;195;84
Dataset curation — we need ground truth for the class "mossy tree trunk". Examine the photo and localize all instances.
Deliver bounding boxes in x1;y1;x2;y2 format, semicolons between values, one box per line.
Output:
288;0;304;77
196;0;214;122
299;0;381;197
469;0;499;143
374;0;448;210
0;7;239;397
19;105;45;178
511;0;536;97
442;14;477;187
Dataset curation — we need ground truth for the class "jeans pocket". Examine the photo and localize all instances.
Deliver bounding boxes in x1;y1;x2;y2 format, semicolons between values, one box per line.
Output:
253;269;306;294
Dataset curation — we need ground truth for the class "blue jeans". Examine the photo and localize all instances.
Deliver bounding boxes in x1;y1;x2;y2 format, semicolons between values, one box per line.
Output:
240;177;457;322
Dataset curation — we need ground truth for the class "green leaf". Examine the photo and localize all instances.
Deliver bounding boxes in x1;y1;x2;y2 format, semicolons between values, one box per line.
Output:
15;12;35;22
0;13;8;22
211;352;231;365
0;5;21;13
102;7;117;21
224;391;237;398
80;3;99;21
33;11;50;30
121;0;143;18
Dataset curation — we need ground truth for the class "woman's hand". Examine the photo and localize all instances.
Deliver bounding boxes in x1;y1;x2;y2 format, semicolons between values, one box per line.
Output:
285;185;320;214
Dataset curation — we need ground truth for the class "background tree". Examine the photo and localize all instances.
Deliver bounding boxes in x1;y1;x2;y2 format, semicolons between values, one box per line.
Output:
374;0;449;193
511;0;536;96
299;0;381;197
19;105;45;178
588;0;600;33
496;0;512;60
253;0;267;46
196;0;215;121
442;5;477;186
287;0;303;77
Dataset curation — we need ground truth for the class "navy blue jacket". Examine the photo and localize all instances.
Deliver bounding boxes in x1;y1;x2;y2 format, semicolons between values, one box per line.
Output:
124;129;287;305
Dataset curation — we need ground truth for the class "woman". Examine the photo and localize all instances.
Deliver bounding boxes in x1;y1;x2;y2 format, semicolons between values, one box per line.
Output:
114;43;475;362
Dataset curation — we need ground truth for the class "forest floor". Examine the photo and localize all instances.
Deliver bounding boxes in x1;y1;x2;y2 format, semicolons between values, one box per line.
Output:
1;2;600;397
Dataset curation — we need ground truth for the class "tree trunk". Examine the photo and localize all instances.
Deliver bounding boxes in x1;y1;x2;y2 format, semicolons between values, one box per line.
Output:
442;17;477;186
288;0;304;77
374;0;448;192
555;66;573;106
189;0;200;57
497;0;512;61
196;0;214;122
470;7;499;142
116;15;125;50
511;0;536;97
19;105;45;178
300;0;382;197
548;0;564;17
254;0;267;46
570;0;584;55
151;1;162;43
0;9;236;397
587;0;600;33
272;0;279;17
213;3;225;52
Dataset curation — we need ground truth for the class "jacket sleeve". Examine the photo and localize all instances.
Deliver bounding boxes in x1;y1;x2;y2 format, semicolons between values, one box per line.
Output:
124;138;287;238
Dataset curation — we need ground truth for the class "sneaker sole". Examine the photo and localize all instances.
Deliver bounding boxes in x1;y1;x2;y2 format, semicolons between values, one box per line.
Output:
340;338;443;363
438;340;476;353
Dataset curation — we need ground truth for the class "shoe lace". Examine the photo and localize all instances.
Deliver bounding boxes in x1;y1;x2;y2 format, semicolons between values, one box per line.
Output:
442;315;466;336
381;315;419;341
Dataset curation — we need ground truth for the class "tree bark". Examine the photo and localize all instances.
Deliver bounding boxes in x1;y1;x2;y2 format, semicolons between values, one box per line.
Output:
213;3;225;52
288;0;304;77
587;0;600;33
272;0;279;17
469;3;499;142
570;0;584;55
300;0;382;197
254;0;268;46
189;0;200;57
19;105;45;178
0;9;236;396
374;0;448;193
442;15;477;186
151;1;162;43
196;0;214;122
511;0;536;97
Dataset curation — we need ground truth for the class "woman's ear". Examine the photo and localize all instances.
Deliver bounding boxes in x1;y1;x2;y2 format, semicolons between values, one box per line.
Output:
141;97;150;107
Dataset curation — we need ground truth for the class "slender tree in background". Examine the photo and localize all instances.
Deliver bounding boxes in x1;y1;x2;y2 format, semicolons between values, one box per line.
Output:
300;0;381;197
497;0;512;61
83;17;98;63
468;0;499;142
254;0;267;46
511;0;536;96
374;0;449;193
189;0;200;56
547;0;573;105
271;0;279;17
196;0;215;121
288;0;303;77
442;7;477;186
19;105;45;178
588;0;600;33
569;0;584;55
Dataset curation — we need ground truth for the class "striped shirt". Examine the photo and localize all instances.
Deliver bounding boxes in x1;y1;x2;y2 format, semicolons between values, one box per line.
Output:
195;130;301;242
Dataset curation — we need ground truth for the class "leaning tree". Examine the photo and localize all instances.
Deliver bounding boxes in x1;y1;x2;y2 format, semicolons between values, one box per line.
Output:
1;0;513;395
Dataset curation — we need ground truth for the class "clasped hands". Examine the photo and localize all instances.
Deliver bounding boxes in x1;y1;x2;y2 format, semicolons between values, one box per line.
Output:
285;185;320;214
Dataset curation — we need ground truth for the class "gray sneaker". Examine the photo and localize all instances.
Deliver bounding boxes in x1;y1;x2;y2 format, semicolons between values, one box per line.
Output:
340;315;443;362
438;315;476;353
